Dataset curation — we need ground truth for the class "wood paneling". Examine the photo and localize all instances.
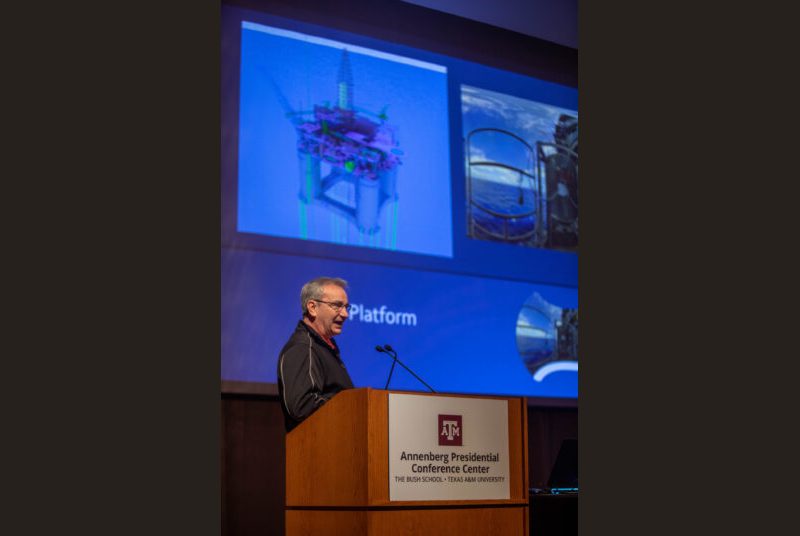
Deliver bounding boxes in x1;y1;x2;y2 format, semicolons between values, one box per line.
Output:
366;389;389;504
286;510;368;535
221;395;287;536
369;507;528;536
222;394;576;536
286;507;528;536
285;388;369;506
508;397;529;501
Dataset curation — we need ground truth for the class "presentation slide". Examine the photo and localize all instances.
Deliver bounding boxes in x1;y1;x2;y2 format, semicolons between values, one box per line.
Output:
221;6;579;399
237;22;452;257
222;249;577;398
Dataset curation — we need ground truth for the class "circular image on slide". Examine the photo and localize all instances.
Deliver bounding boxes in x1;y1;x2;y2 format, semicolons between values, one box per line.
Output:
516;292;578;381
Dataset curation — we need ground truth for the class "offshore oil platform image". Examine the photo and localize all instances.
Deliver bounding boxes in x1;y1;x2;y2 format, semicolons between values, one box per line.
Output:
466;113;578;251
542;114;578;249
515;292;578;379
278;49;403;234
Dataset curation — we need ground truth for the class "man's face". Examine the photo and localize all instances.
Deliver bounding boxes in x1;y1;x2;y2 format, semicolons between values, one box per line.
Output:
309;284;350;339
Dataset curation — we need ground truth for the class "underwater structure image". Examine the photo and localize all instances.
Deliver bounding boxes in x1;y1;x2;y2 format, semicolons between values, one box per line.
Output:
464;95;578;252
541;114;578;249
516;292;578;380
282;49;403;234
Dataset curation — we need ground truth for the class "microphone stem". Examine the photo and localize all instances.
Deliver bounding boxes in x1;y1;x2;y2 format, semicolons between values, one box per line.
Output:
388;351;436;393
384;358;397;390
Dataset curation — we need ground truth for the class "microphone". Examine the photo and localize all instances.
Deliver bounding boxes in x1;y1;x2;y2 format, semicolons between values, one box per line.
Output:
374;344;436;393
379;345;398;390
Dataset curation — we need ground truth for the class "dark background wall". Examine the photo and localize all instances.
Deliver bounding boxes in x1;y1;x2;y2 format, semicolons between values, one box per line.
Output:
400;0;577;49
221;394;576;536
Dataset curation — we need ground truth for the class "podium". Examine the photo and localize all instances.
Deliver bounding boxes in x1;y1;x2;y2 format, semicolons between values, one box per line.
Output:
285;388;529;535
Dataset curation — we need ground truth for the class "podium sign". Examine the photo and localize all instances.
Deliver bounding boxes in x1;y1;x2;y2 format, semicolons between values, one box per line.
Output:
388;393;510;501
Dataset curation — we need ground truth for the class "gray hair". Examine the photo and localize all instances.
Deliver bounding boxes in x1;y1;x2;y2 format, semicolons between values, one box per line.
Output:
300;277;348;315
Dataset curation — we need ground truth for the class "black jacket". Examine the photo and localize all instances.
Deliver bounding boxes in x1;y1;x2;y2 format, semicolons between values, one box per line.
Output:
277;320;354;432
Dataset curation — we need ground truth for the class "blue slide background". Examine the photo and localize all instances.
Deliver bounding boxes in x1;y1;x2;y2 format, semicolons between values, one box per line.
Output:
222;249;577;398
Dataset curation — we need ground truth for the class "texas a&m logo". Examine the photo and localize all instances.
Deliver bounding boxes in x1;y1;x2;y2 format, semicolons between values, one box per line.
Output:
438;414;462;446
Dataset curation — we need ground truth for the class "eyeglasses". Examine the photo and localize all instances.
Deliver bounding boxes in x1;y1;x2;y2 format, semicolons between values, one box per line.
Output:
314;300;352;313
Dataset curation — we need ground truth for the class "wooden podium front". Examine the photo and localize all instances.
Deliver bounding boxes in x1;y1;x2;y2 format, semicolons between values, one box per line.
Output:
285;388;529;535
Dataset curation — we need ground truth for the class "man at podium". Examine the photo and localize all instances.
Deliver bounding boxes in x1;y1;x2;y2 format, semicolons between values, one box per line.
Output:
277;277;355;431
